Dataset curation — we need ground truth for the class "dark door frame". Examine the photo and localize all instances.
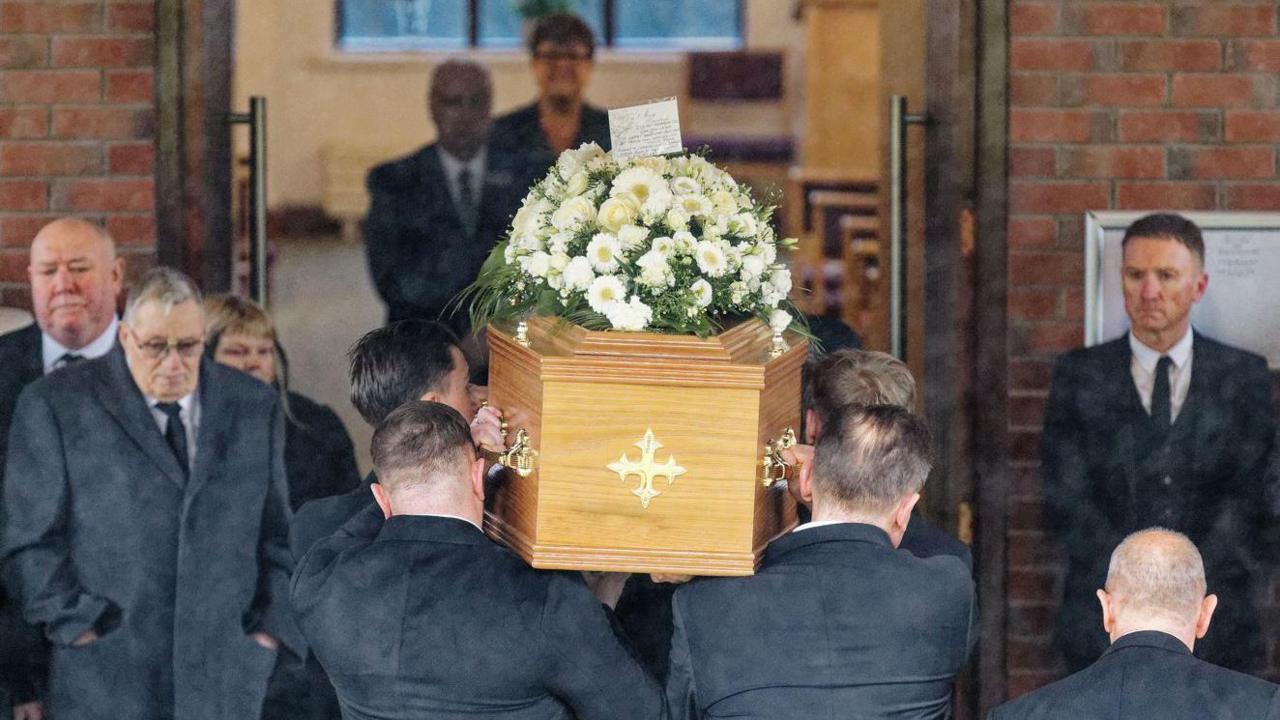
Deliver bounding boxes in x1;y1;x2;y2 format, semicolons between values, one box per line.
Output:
921;0;1008;716
155;0;234;292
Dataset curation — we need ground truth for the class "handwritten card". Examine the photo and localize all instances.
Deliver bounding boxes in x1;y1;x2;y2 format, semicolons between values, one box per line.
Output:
608;98;684;159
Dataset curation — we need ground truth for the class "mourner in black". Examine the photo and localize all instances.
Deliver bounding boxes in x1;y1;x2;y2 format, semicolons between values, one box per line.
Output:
1042;213;1277;674
0;219;124;720
363;60;524;334
666;405;976;720
1;269;300;720
989;529;1280;720
490;12;611;185
292;401;668;720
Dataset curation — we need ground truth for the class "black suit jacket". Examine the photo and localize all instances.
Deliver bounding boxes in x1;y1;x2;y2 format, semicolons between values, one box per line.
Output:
283;392;360;512
289;477;375;564
988;631;1280;720
1;349;302;720
0;323;45;704
362;144;524;333
490;102;611;187
1042;333;1277;672
666;523;976;720
291;505;668;720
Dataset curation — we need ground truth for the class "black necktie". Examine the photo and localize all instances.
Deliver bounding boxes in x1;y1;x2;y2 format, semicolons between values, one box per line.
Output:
456;166;476;236
58;353;84;367
155;402;189;476
1151;355;1173;434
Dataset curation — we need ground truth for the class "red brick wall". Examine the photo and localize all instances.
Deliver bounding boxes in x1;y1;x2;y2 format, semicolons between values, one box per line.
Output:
0;0;156;309
1006;0;1280;698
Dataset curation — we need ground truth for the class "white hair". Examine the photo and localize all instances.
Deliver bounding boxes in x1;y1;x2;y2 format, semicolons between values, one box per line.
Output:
123;267;202;325
1106;528;1206;626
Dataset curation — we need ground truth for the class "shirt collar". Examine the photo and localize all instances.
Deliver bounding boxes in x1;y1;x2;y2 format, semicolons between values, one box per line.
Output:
1129;326;1193;373
42;316;119;373
793;519;850;533
437;146;486;179
144;390;196;414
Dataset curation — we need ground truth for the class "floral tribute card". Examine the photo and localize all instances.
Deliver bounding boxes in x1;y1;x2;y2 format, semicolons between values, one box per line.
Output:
608;98;684;160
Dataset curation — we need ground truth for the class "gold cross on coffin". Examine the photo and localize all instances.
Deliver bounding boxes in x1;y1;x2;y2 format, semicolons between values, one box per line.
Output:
608;429;686;509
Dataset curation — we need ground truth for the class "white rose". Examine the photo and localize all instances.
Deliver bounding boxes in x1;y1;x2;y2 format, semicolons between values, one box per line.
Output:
587;274;627;313
586;232;623;273
597;196;640;234
556;150;583;179
690;279;713;308
671;176;702;196
551;195;598;231
768;308;792;333
565;171;590;197
695;241;729;278
617;223;649;251
563;257;595;292
550;252;571;271
526;251;552;278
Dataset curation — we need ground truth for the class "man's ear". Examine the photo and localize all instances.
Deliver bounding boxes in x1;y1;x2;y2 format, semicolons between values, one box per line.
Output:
371;482;393;519
419;390;441;403
804;409;820;444
893;492;920;533
470;455;486;504
1195;594;1218;640
1097;589;1115;636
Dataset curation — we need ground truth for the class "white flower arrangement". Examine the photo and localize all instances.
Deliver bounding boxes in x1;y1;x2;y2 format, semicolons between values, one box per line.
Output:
463;143;802;336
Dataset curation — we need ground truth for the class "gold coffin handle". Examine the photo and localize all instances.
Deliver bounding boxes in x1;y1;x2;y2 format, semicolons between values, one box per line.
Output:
499;427;538;478
761;427;798;488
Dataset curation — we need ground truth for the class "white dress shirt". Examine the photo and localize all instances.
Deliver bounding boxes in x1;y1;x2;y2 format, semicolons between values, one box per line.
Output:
41;317;119;374
437;147;486;214
143;390;200;471
1129;328;1194;422
793;519;850;533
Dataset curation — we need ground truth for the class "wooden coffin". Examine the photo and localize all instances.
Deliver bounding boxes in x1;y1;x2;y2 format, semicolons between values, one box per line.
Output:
484;316;805;576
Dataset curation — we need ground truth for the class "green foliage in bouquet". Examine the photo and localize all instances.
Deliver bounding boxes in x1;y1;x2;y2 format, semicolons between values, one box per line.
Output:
459;144;805;338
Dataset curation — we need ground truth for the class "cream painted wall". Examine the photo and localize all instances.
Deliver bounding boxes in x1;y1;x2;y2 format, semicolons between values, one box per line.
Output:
233;0;808;209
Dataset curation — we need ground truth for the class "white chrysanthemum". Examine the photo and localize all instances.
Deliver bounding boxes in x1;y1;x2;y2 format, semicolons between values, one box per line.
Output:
617;224;649;251
727;212;758;238
678;194;713;218
605;295;654;331
769;308;792;333
761;284;784;306
636;250;674;288
586;232;623;273
690;279;713;308
596;196;640;234
695;241;729;278
651;236;675;255
703;217;727;242
551;195;597;231
587;274;627;313
671;176;701;195
563;256;595;292
710;189;738;216
770;266;793;296
611;167;673;216
665;207;690;231
671;231;697;255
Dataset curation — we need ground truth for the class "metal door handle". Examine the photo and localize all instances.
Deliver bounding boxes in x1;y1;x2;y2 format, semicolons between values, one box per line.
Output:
888;96;927;361
229;97;268;306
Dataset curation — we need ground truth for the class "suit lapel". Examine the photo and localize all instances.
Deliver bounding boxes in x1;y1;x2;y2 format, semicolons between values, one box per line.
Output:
93;347;186;487
188;363;231;497
17;324;43;382
1096;338;1143;506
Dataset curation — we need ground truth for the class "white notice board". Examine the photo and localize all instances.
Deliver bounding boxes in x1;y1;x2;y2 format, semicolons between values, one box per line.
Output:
1085;211;1280;368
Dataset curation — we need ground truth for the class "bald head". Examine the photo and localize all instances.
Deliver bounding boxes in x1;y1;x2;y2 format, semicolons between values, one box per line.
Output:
28;218;123;349
429;60;492;160
1099;528;1217;650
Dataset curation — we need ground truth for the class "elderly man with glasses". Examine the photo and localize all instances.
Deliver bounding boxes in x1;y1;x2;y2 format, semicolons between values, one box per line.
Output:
0;267;301;720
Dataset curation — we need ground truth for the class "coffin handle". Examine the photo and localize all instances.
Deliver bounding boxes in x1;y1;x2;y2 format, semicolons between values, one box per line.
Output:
761;428;798;488
498;428;538;478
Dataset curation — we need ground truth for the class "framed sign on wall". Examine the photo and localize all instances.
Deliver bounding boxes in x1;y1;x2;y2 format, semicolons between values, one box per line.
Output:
1085;211;1280;368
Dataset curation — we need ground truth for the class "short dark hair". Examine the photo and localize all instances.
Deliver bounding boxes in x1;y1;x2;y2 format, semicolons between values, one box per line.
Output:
1121;213;1205;265
812;404;933;514
348;321;461;427
527;12;596;58
804;349;916;423
371;401;475;493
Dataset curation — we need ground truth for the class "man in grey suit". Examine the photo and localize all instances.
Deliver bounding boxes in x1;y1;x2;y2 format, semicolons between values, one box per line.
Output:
1;268;302;720
292;401;668;720
666;404;976;720
0;218;125;720
989;529;1280;719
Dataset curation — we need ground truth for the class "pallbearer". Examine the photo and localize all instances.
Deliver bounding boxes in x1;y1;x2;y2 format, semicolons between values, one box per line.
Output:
292;401;667;720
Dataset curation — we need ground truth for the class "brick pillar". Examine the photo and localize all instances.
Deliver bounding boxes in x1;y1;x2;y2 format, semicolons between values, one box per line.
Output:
0;0;157;309
1006;0;1280;697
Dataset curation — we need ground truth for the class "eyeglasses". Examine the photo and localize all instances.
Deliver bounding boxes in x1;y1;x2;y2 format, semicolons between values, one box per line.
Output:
128;329;204;360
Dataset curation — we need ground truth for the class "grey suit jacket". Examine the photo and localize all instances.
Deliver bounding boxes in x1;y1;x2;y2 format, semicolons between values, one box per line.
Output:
1;348;301;720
